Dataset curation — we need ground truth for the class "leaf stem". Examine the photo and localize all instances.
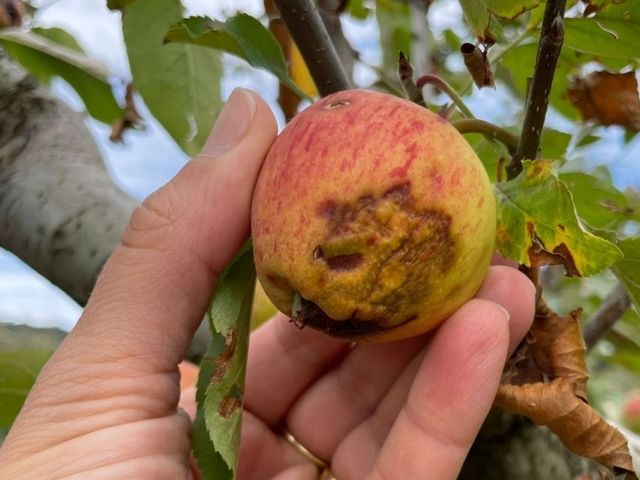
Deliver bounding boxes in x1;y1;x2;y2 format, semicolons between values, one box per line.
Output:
416;74;474;118
508;0;567;180
452;119;520;153
273;0;351;96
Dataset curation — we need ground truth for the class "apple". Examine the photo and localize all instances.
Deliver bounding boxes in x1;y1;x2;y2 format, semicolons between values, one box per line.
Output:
251;89;495;342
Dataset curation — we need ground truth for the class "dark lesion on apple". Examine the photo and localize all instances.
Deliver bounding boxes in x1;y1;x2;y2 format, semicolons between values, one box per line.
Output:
291;295;417;339
308;181;457;328
313;246;363;271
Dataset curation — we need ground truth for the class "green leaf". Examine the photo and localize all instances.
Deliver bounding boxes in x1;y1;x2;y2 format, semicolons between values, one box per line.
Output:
347;0;371;20
540;128;571;160
192;243;256;479
31;27;84;52
495;160;623;276
565;18;640;61
107;0;136;10
482;0;542;19
0;29;122;124
459;0;490;39
122;0;223;156
614;237;640;311
0;350;53;427
376;0;411;79
500;41;578;119
165;14;308;100
560;169;639;230
0;323;64;429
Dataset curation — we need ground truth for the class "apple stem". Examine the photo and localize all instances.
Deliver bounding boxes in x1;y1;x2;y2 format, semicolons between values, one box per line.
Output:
452;119;519;155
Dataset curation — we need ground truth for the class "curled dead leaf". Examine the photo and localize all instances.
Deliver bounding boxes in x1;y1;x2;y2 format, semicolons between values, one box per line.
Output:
497;301;636;477
460;42;495;89
568;71;640;132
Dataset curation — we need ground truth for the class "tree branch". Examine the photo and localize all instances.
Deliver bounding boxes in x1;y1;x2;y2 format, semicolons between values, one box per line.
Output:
508;0;567;180
583;283;632;350
0;51;137;305
273;0;351;96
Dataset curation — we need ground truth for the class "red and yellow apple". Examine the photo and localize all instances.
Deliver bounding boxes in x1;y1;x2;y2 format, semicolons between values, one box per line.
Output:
251;89;496;342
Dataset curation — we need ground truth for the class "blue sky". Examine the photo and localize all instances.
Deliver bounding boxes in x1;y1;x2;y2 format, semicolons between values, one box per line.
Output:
1;0;638;331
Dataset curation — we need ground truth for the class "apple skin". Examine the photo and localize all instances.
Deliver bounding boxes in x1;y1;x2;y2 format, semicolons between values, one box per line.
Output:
251;89;496;342
622;392;640;433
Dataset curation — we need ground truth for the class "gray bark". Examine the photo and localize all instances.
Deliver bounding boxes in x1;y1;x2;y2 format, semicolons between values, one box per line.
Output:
0;50;136;305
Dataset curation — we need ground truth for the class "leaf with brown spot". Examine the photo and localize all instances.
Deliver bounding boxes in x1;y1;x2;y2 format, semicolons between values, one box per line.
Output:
192;243;256;480
495;160;623;276
497;302;637;477
568;71;640;132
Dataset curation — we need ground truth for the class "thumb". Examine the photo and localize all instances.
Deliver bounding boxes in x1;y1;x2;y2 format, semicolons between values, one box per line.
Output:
58;88;276;372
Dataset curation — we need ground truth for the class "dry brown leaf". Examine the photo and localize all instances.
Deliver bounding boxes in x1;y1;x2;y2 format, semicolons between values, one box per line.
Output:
497;301;636;478
460;42;495;89
496;378;635;477
568;71;640;132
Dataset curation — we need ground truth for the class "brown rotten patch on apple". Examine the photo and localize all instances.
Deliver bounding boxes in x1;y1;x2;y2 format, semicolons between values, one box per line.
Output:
290;182;457;339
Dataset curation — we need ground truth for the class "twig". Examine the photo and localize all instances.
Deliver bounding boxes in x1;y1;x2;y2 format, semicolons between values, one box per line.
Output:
273;0;351;96
583;283;632;350
452;119;520;153
416;74;474;118
508;0;567;180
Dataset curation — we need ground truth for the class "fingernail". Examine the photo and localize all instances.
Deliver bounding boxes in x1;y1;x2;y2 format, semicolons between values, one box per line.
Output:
201;88;256;157
494;303;511;323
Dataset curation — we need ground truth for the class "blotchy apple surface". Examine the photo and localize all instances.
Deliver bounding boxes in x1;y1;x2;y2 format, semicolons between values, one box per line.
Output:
251;89;496;342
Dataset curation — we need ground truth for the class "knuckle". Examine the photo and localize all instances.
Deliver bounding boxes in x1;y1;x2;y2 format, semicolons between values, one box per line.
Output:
121;182;187;252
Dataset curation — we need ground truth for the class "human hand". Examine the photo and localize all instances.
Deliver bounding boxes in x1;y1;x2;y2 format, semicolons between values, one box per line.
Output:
0;88;535;480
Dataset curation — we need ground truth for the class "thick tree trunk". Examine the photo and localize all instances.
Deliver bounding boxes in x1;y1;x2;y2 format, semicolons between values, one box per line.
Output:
0;51;136;305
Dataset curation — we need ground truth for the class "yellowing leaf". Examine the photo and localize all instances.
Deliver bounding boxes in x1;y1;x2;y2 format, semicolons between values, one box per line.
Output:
495;160;623;276
289;41;318;98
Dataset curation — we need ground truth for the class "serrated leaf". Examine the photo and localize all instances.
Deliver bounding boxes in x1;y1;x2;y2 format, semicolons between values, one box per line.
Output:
123;0;223;156
192;243;256;479
459;0;490;39
165;14;308;100
495;160;623;276
0;28;122;124
614;237;640;311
